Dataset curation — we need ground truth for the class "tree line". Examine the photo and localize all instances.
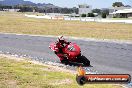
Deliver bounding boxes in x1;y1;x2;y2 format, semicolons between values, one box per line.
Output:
0;4;78;14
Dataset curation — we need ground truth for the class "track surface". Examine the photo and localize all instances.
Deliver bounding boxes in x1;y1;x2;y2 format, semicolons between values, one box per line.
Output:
0;33;132;76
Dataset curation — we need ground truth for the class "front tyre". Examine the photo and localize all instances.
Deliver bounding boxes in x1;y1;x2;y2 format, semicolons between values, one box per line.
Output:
79;55;90;66
76;75;86;85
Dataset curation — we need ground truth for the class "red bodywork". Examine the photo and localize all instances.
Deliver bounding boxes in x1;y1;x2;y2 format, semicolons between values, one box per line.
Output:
49;42;81;62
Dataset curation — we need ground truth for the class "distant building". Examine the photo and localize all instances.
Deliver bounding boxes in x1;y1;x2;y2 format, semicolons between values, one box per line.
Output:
3;9;20;12
112;8;132;18
78;4;92;15
109;6;132;18
109;6;131;14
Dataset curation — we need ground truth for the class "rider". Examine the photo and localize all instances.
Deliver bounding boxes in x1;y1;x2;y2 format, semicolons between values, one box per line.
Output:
55;35;70;54
55;36;70;64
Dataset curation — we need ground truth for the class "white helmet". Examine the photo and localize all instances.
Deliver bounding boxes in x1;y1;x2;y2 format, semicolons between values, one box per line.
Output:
57;35;65;42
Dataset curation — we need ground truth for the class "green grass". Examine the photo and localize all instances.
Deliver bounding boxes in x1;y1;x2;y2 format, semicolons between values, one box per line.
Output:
0;12;132;40
0;55;122;88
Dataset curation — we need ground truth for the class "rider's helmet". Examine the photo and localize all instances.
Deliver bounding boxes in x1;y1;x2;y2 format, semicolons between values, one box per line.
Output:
57;35;65;43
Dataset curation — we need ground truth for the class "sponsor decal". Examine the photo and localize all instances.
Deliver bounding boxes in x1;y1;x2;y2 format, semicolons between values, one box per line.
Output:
76;66;131;85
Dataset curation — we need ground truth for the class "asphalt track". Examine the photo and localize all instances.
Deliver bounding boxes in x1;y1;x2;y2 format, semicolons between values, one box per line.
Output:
0;33;132;77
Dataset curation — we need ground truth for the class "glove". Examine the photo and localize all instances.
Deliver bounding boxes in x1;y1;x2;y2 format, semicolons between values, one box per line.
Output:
54;51;58;54
67;42;71;44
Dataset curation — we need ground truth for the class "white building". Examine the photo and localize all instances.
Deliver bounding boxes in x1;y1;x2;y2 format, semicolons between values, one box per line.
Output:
109;6;131;14
78;4;92;15
112;8;132;18
109;7;132;18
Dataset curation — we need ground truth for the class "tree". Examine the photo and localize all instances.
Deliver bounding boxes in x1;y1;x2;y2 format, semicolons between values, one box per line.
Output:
87;13;95;17
92;9;101;14
101;9;109;15
125;5;131;7
112;2;124;7
81;14;86;17
72;7;78;14
101;13;107;18
16;5;34;12
0;5;12;9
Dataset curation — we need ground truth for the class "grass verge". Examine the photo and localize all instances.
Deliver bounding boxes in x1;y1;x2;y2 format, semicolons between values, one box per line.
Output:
0;12;132;40
0;54;122;88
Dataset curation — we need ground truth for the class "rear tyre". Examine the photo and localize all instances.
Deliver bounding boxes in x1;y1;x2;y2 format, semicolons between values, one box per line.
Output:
76;75;86;85
78;55;90;66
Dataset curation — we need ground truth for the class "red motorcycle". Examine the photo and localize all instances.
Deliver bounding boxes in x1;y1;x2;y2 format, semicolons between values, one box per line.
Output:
49;42;90;66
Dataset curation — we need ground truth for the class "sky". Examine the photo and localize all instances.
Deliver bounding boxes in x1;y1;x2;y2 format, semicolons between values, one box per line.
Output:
24;0;132;8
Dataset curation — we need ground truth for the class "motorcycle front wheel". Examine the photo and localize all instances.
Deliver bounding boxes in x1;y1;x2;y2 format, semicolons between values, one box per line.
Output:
76;75;86;85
